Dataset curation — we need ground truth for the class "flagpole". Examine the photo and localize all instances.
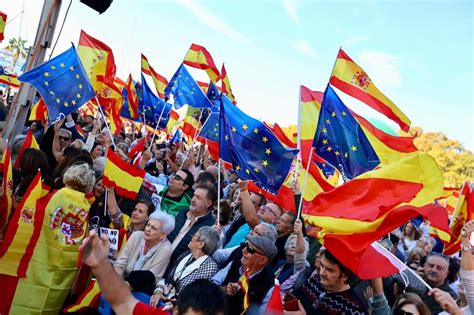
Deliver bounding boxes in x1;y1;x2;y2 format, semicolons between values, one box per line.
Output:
296;148;313;219
149;104;167;145
178;109;211;171
95;96;116;147
217;158;221;225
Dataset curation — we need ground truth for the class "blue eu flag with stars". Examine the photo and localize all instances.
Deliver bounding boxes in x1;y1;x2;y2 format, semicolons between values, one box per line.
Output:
18;45;95;121
313;85;380;180
219;95;298;194
141;74;172;128
164;64;213;109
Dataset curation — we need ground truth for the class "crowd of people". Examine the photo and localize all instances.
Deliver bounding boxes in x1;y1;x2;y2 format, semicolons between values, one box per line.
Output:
0;110;473;315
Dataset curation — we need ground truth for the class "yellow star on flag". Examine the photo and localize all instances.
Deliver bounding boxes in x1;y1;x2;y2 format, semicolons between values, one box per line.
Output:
242;124;248;131
76;93;81;99
351;145;357;152
322;139;328;145
236;165;241;171
245;169;250;174
262;160;269;167
56;98;60;103
64;102;69;107
344;152;349;158
231;127;237;133
60;63;65;68
44;72;50;77
254;167;259;173
265;148;271;155
51;65;56;70
44;81;49;86
49;91;55;95
225;135;229;141
75;74;80;79
326;147;332;152
262;136;268;143
335;151;340;156
78;84;83;89
322;128;328;134
71;100;76;105
341;111;347;116
326;119;331;125
253;128;259;134
331;112;336;118
70;66;75;71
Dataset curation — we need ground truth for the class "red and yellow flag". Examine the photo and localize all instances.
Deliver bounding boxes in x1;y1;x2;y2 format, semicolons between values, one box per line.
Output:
166;109;180;136
265;122;297;149
221;64;236;104
0;171;45;277
0;74;20;88
77;30;116;93
63;280;101;313
0;187;90;314
125;74;139;119
238;271;250;313
141;53;168;99
248;172;296;213
330;48;411;132
13;129;40;169
29;98;48;122
0;144;13;233
103;149;145;199
182;106;203;139
444;182;472;255
0;12;6;42
183;44;220;83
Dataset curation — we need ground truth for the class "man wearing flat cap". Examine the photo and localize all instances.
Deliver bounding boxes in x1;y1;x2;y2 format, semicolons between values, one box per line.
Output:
217;234;277;315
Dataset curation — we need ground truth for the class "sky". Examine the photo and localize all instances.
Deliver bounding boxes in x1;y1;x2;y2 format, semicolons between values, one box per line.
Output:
2;0;473;150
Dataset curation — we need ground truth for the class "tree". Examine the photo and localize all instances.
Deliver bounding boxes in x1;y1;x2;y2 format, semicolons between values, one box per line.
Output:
5;37;28;70
405;127;473;188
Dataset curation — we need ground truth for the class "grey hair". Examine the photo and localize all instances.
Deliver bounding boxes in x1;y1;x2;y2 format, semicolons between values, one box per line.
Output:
149;211;175;235
418;234;436;247
196;226;220;255
284;234;309;257
63;163;95;193
258;222;277;242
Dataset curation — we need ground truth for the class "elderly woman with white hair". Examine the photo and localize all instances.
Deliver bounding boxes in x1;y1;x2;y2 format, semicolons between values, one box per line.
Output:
150;226;220;306
114;211;175;294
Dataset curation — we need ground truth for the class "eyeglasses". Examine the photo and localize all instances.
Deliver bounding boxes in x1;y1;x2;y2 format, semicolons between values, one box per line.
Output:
251;228;263;237
59;136;71;141
191;233;202;241
244;242;264;256
172;173;185;182
260;205;277;217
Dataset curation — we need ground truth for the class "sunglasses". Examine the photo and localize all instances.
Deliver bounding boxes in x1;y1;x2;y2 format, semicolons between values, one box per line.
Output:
244;242;263;256
172;173;185;182
59;136;71;141
394;310;414;315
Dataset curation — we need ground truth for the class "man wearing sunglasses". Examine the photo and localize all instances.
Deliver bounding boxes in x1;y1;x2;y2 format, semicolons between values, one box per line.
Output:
219;234;278;315
156;170;194;217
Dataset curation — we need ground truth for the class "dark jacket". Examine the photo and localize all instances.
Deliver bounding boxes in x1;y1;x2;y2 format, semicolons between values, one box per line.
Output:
168;209;215;262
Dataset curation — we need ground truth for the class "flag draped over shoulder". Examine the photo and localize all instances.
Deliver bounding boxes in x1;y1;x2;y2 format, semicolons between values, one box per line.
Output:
302;153;447;279
313;85;380;180
13;129;39;169
29;98;48;122
18;45;95;121
0;187;91;314
0;171;44;277
77;30;116;92
141;53;168;99
444;182;472;255
0;144;13;233
221;64;236;104
103;149;145;199
183;43;220;83
219;95;298;194
330;48;411;132
165;64;214;109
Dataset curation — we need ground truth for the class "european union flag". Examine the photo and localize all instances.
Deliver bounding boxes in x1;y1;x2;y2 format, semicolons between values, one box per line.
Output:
164;64;213;109
141;74;171;128
206;81;220;111
200;110;220;141
313;85;380;180
219;95;298;194
18;45;95;121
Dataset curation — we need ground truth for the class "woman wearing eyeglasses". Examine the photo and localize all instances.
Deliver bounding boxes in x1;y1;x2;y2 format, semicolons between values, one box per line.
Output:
150;226;220;306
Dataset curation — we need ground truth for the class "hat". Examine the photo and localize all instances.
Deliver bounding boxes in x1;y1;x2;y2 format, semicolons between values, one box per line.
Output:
245;234;278;261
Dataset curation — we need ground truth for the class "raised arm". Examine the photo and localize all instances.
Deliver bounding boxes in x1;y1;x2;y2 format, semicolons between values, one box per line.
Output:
239;180;260;228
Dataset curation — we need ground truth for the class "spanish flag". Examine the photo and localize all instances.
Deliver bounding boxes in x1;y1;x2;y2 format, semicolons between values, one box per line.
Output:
124;74;139;119
444;182;472;255
183;44;220;83
77;30;116;92
182;106;203;139
0;144;13;233
29;98;48;122
63;280;101;312
330;48;411;132
0;187;91;314
0;171;44;277
0;74;20;88
238;271;250;313
103;149;145;199
166;109;180;136
221;64;236;104
141;53;168;99
0;12;6;42
13;130;40;170
265;122;297;149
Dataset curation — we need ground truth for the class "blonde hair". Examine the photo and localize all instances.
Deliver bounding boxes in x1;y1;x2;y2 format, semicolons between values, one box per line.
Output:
63;163;95;193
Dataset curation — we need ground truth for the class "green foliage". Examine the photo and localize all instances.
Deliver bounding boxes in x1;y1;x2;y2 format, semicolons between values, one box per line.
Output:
406;127;473;188
5;37;28;69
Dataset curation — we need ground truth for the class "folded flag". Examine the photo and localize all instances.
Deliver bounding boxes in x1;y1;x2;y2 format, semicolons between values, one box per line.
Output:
330;48;411;132
220;95;298;194
183;43;220;83
165;64;214;109
18;45;95;121
313;85;380;180
103;149;145;199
